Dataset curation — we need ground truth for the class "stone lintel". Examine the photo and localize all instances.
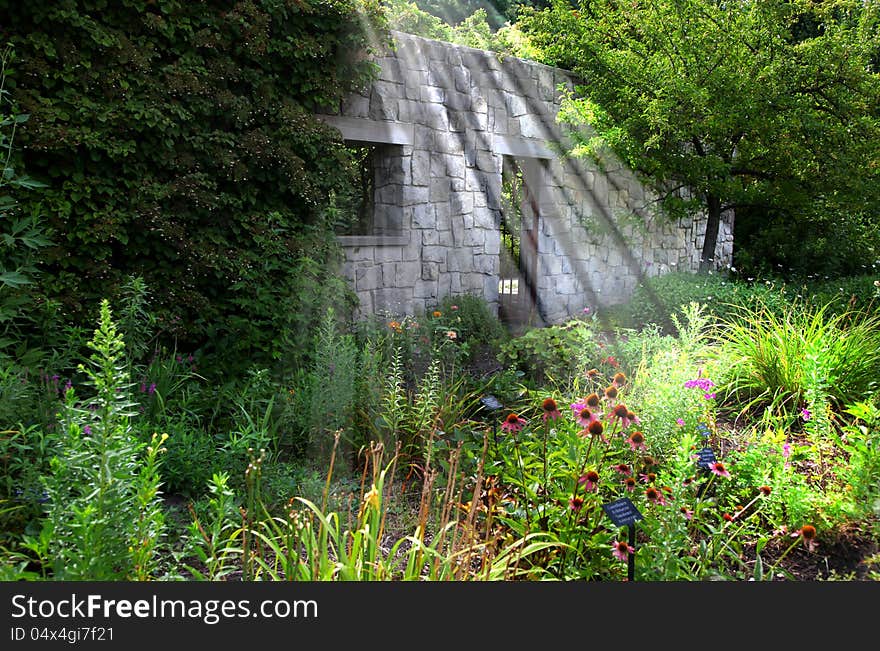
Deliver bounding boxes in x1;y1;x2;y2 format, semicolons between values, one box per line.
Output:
338;235;411;247
493;135;555;159
318;115;414;146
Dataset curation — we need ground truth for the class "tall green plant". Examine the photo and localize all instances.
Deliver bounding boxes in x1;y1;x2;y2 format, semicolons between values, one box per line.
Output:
32;300;166;580
715;301;880;423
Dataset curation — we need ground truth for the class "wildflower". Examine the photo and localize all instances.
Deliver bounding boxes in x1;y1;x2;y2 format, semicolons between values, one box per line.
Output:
707;461;731;478
676;418;685;427
148;383;156;395
627;431;647;451
363;485;380;511
501;412;526;433
680;507;694;520
759;485;772;497
682;476;695;487
83;425;92;436
722;513;734;522
433;311;442;318
569;496;584;512
613;372;627;386
704;392;716;400
585;393;601;408
603;356;620;368
610;403;638;428
446;330;457;340
645;487;667;505
801;408;811;421
583;306;591;314
389;321;402;332
541;397;561;422
578;470;600;491
641;456;658;470
792;524;818;552
614;463;631;475
451;305;459;310
684;377;715;392
586;368;600;378
604;385;618;400
782;442;791;459
623;477;636;491
575;407;598;428
639;471;656;484
587;420;604;438
612;540;635;562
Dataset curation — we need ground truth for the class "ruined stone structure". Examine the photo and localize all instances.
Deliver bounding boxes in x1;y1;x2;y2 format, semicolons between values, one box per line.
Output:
318;30;733;327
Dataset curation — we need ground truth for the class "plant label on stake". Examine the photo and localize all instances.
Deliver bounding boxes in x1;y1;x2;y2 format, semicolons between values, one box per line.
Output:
697;422;711;439
480;395;503;445
695;447;717;470
602;497;643;527
602;497;643;582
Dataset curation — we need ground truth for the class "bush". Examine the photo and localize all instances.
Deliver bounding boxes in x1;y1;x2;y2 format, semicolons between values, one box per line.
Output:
497;318;598;388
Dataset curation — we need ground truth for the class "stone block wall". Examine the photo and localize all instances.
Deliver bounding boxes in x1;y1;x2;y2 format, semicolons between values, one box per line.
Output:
318;31;734;322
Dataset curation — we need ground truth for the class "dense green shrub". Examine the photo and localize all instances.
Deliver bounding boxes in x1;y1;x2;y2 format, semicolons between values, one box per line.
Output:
5;0;382;376
497;318;598;388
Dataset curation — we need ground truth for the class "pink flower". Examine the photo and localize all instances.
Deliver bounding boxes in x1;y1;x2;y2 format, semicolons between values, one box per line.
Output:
627;431;646;452
541;398;561;422
574;407;598;428
501;413;526;433
578;470;600;492
645;487;667;505
791;525;818;552
680;507;694;520
612;540;635;562
569;496;584;512
801;408;812;421
676;418;685;427
707;461;731;479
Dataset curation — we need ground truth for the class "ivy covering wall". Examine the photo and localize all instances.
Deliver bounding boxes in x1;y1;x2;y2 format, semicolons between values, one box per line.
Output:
2;0;384;372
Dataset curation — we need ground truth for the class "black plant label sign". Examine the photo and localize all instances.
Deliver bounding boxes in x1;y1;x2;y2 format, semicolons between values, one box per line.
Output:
602;497;644;527
696;447;717;469
480;395;503;411
697;422;711;438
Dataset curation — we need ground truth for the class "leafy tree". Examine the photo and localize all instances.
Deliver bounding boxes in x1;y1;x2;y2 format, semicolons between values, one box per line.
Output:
519;0;880;273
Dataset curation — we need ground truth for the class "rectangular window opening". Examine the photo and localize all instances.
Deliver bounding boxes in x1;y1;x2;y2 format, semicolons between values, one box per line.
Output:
332;142;404;240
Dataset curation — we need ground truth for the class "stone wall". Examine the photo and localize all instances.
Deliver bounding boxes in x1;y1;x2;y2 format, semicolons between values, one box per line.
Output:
318;31;734;323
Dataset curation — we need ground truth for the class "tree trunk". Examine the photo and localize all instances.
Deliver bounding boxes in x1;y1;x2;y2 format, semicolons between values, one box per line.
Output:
699;194;722;273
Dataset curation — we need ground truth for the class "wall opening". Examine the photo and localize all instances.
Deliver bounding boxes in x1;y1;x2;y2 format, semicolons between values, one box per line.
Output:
331;141;405;241
499;155;542;330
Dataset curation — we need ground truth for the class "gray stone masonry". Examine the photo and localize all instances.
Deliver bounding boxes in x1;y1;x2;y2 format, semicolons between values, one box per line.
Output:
320;31;734;322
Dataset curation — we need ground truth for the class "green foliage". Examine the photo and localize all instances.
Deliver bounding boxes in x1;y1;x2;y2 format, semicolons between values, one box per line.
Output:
626;304;717;463
382;0;543;57
837;401;880;526
430;293;508;351
521;0;880;272
0;44;51;364
497;318;597;388
713;301;880;423
623;271;880;332
6;1;380;375
33;300;166;580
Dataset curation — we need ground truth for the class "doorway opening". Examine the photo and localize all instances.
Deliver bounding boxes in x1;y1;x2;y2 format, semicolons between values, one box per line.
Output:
499;155;542;331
